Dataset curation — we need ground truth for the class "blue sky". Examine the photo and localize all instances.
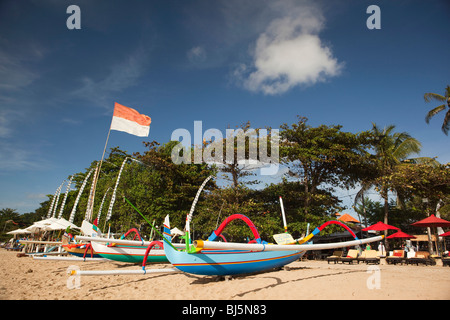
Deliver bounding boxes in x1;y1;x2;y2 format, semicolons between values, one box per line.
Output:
1;0;449;217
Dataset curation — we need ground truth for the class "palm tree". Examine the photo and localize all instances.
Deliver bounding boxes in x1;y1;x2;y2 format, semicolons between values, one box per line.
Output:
424;85;450;135
359;124;421;250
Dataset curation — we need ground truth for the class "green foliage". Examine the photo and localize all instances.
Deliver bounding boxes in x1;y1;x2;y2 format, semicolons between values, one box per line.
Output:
0;208;41;242
424;85;450;135
280;116;373;216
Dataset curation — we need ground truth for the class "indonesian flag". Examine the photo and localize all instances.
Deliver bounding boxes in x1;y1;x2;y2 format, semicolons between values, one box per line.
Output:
110;102;151;137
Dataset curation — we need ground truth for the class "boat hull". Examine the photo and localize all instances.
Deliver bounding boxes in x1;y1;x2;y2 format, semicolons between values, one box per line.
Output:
165;246;304;275
90;241;168;263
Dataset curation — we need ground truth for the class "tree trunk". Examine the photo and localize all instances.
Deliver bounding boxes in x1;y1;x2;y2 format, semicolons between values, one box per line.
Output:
303;172;309;221
383;196;390;253
361;195;368;239
423;200;434;254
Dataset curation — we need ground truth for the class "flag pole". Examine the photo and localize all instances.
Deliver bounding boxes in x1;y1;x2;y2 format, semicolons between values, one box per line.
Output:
87;109;114;222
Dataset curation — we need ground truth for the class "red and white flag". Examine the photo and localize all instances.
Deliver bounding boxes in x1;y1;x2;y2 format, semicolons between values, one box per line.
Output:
110;102;151;137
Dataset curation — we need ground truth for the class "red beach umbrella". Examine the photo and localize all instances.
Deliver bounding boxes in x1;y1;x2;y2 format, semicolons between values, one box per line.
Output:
386;231;416;239
362;221;400;232
411;214;450;256
439;231;450;237
411;214;450;228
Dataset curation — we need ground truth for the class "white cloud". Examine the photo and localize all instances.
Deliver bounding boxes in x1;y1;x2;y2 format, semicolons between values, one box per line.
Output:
236;5;343;95
187;46;207;64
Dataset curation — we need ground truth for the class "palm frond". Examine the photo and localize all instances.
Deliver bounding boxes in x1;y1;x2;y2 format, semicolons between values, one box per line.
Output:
424;92;446;103
442;109;450;135
425;104;445;123
400;157;440;167
354;182;372;207
392;136;421;161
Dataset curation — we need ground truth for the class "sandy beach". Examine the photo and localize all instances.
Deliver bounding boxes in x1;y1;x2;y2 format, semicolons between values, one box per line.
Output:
1;249;449;301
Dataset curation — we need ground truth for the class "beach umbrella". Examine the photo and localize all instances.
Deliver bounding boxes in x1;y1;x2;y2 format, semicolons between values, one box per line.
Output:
411;214;450;228
362;221;400;232
411;214;450;256
43;217;79;231
439;231;450;237
386;231;416;239
338;214;360;224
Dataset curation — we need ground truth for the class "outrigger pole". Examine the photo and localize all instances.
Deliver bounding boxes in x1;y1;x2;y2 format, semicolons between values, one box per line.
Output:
75;235;185;249
69;267;179;276
194;235;384;252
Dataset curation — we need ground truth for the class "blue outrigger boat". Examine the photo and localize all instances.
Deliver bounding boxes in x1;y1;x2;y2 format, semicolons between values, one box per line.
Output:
162;214;383;276
162;215;383;276
162;215;305;276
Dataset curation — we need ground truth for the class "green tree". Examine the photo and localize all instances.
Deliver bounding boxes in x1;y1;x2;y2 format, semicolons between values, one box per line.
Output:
253;179;343;239
1;208;20;242
424;85;450;135
280;116;372;218
368;124;422;249
129;140;217;235
387;161;450;219
203;121;265;189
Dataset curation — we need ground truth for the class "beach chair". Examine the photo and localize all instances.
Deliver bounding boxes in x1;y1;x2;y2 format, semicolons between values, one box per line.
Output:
406;251;435;266
359;250;380;264
357;250;366;264
386;250;405;265
326;250;343;264
442;257;450;267
339;249;359;264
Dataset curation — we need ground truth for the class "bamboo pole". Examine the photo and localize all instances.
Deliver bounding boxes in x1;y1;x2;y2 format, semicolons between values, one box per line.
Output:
194;235;384;252
69;267;179;276
32;256;107;261
75;235;185;249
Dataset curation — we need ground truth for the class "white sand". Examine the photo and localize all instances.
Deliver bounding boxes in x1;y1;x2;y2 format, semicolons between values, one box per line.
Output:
1;249;449;300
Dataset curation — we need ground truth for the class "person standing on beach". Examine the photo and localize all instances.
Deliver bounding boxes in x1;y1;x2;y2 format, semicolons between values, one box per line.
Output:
378;242;386;256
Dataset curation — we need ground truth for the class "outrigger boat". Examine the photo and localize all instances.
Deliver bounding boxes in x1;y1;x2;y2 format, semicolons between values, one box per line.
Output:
62;220;103;259
87;228;168;264
162;215;383;276
163;215;303;276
